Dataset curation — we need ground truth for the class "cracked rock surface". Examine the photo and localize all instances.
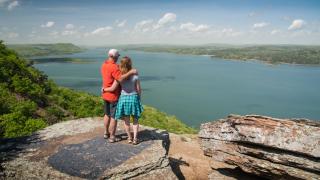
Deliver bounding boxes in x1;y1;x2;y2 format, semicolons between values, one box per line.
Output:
199;114;320;180
0;117;177;179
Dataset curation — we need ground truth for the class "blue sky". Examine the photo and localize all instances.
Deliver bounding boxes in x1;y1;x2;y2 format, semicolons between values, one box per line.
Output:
0;0;320;45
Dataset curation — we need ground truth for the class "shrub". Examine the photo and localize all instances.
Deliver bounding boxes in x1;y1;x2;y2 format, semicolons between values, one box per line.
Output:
23;118;47;135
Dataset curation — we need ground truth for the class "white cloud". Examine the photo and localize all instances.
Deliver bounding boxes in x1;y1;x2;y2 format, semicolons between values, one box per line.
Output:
158;13;176;26
153;13;176;30
134;20;153;32
288;19;305;30
91;26;113;35
65;24;74;29
271;29;280;35
62;30;76;36
221;28;242;37
7;0;18;10
180;22;209;32
8;32;19;38
116;20;126;28
41;21;55;28
253;22;269;29
133;13;177;33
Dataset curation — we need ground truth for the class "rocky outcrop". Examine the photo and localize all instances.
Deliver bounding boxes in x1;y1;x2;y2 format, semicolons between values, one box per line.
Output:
199;114;320;180
0;117;177;179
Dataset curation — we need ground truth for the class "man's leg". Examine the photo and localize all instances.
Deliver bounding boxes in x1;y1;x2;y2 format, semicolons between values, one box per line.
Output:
104;114;110;138
103;100;111;138
109;101;118;142
109;117;117;139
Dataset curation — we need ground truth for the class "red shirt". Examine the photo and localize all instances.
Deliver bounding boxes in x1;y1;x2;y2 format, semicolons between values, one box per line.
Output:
101;59;122;102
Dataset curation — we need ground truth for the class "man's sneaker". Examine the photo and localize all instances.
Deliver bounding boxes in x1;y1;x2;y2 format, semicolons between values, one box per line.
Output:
103;132;110;139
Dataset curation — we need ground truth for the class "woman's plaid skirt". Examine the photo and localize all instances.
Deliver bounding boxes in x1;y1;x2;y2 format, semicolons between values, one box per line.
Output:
115;94;143;120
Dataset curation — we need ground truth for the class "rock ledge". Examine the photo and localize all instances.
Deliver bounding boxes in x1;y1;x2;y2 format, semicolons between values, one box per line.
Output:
199;114;320;180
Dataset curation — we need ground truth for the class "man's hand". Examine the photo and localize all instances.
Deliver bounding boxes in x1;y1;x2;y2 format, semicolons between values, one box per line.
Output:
129;68;138;75
119;68;138;82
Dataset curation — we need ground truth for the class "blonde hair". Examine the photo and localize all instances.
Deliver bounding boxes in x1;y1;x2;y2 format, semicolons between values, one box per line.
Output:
120;56;132;74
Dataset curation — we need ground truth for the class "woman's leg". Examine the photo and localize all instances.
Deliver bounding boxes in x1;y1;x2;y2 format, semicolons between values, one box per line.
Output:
133;118;139;141
123;116;132;140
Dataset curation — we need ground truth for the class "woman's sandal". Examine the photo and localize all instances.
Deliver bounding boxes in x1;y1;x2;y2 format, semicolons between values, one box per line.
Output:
132;139;139;145
109;136;116;143
128;138;133;144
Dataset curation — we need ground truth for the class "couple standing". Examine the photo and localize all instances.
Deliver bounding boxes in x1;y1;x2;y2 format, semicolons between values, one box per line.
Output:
101;49;143;145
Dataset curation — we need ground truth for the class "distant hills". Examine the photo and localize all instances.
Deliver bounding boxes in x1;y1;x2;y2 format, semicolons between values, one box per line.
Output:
121;44;320;65
7;43;84;57
7;43;320;65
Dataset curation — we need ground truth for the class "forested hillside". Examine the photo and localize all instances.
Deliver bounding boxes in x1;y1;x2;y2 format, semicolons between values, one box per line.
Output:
7;43;84;57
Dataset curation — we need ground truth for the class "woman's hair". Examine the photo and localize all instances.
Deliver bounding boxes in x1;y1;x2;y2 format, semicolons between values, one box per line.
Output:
120;56;132;74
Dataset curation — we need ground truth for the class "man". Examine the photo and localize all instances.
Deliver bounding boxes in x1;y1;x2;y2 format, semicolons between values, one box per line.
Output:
101;49;137;143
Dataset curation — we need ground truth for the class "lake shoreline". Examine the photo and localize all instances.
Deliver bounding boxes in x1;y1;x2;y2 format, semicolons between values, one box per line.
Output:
123;49;320;67
30;57;94;64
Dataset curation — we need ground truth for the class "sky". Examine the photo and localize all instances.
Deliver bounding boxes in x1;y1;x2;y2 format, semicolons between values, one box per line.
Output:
0;0;320;45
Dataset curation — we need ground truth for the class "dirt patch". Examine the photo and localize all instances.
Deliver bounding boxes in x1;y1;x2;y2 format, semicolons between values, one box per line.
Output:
168;134;212;180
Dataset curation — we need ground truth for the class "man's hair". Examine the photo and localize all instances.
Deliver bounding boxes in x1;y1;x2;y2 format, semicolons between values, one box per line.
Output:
120;56;132;74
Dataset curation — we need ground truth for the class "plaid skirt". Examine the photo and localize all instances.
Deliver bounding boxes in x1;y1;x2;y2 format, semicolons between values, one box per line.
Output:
115;94;144;120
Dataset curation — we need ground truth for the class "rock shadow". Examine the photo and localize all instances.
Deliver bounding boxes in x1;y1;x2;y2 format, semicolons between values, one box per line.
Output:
0;134;44;177
169;157;189;180
215;167;268;180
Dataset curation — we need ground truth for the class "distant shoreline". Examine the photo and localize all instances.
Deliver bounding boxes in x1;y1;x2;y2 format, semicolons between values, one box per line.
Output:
120;45;320;65
30;57;94;64
122;49;320;67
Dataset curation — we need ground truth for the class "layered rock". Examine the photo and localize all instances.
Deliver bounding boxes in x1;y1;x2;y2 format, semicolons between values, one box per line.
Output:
0;117;177;179
199;114;320;180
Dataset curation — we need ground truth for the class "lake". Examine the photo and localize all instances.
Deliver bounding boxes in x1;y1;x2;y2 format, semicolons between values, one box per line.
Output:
34;48;320;128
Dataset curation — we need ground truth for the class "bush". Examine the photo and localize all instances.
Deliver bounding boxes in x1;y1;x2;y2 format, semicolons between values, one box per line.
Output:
140;106;197;134
23;118;47;135
0;112;27;137
12;100;37;117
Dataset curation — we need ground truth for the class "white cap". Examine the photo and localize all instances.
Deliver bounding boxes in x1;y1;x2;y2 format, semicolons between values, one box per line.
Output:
108;49;120;57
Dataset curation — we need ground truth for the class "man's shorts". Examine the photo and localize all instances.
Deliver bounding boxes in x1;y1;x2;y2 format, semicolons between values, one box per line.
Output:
104;100;118;119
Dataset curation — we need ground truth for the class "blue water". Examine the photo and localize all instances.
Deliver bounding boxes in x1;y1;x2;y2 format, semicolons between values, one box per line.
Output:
34;48;320;128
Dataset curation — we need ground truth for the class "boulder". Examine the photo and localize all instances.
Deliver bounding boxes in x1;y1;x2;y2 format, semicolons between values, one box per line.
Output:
199;114;320;180
0;117;177;179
